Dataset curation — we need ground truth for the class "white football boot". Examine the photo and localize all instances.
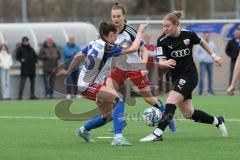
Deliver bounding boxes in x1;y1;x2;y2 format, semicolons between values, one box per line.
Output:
217;116;228;137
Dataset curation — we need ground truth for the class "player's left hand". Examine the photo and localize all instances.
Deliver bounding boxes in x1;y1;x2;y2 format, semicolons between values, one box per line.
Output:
138;23;148;33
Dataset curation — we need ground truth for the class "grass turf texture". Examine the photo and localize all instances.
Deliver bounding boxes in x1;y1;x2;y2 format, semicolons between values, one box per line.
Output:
0;96;239;160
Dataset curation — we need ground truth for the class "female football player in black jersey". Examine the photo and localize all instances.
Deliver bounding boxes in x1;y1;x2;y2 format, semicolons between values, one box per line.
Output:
140;10;228;142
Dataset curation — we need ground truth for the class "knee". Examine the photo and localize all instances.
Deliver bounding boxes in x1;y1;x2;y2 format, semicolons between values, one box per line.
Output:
104;114;112;121
96;94;119;105
102;110;113;121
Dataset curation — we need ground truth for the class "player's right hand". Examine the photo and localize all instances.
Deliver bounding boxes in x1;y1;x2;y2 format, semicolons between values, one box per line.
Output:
161;59;176;69
227;85;235;96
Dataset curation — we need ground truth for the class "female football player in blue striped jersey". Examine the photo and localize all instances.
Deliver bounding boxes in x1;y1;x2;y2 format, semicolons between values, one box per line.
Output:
57;22;147;145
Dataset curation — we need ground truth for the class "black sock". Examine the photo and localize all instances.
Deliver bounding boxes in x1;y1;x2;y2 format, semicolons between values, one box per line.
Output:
191;109;214;124
157;103;176;131
157;99;163;105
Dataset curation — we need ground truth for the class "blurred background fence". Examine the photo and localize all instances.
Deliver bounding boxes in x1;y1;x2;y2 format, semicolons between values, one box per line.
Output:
0;0;240;98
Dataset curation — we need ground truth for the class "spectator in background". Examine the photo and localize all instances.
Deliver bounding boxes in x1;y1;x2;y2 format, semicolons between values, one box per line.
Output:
195;31;217;95
225;27;240;84
0;44;13;100
63;37;81;99
39;36;61;99
16;36;38;100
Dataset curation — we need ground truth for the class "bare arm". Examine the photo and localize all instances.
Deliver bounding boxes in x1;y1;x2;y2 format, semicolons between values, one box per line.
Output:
199;39;214;55
227;53;240;95
140;45;149;72
56;52;85;76
121;24;148;54
199;39;222;67
231;54;240;86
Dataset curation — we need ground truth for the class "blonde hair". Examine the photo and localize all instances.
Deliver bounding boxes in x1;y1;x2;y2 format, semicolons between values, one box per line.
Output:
164;10;184;25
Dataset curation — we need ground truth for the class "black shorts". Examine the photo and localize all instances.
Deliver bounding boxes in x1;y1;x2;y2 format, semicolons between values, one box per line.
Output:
172;75;198;100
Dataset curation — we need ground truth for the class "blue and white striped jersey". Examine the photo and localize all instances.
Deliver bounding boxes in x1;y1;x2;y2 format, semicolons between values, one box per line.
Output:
78;39;123;91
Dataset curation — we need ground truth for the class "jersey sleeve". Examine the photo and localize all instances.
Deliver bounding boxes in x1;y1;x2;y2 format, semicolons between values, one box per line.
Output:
191;31;201;45
125;25;144;47
105;44;123;58
81;45;89;56
156;39;167;59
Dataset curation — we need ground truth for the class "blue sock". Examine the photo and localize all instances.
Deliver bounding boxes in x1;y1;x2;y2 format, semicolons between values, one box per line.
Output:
84;115;107;131
153;104;165;112
113;100;125;135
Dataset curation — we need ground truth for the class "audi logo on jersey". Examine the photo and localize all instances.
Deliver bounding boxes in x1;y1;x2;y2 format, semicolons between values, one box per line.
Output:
171;48;190;58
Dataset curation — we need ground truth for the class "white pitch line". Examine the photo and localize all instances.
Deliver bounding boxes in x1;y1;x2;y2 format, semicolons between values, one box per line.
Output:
177;118;240;122
97;137;113;139
0;116;58;120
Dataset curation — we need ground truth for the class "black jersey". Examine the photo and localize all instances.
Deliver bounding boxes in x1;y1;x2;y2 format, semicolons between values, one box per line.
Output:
156;29;201;80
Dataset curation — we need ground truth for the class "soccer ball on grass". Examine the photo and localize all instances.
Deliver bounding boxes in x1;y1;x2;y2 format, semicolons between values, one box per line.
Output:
142;107;162;126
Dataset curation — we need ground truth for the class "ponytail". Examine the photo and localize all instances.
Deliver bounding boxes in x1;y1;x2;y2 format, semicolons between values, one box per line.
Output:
164;10;184;25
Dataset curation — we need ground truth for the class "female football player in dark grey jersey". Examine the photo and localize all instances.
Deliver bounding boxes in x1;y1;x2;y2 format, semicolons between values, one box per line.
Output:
141;11;228;142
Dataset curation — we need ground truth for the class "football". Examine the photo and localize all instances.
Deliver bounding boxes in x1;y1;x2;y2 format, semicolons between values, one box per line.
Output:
142;107;162;126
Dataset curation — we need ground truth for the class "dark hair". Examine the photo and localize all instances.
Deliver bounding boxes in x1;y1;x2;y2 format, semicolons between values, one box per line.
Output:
22;36;29;42
99;22;117;40
0;44;9;53
164;10;184;26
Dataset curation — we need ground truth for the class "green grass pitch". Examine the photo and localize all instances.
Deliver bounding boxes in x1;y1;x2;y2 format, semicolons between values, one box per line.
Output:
0;96;239;160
